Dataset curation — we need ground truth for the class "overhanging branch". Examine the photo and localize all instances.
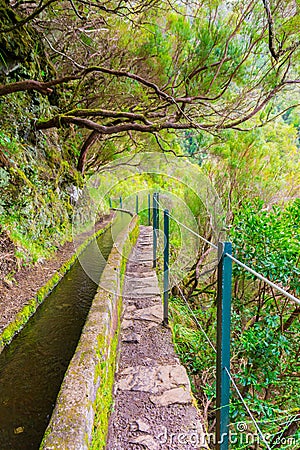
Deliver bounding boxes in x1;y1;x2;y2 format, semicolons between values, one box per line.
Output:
34;80;293;135
0;76;80;97
262;0;300;61
262;0;278;60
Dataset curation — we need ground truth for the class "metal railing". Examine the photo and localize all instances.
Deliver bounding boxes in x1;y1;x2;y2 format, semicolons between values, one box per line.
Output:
109;192;299;449
151;193;299;450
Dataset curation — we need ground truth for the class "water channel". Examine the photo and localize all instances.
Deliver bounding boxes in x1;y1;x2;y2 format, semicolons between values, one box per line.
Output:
0;213;130;449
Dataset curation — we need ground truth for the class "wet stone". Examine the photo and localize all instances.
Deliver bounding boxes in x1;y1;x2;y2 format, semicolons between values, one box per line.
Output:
121;319;133;330
117;365;190;394
130;434;159;450
125;304;163;323
130;418;151;432
150;387;192;407
122;332;141;343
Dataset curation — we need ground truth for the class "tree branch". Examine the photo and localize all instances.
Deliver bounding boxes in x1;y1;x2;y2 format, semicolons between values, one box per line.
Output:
69;0;84;20
262;0;279;60
65;108;153;124
36;115;206;133
186;58;231;81
34;79;292;134
262;0;300;61
83;66;173;102
222;84;283;129
0;76;80;97
77;130;100;173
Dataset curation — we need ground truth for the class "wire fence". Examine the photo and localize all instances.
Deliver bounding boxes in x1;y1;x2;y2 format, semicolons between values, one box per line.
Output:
110;193;299;449
154;194;299;450
171;274;272;450
157;196;299;306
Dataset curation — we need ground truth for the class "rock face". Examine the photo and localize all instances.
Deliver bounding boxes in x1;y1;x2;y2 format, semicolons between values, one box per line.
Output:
0;230;17;281
106;226;209;450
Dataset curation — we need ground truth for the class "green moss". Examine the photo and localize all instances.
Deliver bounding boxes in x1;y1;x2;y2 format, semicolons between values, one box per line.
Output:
0;219;114;352
91;299;122;449
37;215;139;449
90;216;139;449
120;219;139;283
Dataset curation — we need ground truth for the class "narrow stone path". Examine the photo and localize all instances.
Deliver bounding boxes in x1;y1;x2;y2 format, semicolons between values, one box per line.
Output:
106;226;208;450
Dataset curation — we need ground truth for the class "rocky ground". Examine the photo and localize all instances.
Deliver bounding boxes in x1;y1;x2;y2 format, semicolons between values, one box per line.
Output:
106;226;208;450
0;213;113;335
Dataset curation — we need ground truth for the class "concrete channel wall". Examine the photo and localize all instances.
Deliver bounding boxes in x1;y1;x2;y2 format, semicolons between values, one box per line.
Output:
40;215;139;450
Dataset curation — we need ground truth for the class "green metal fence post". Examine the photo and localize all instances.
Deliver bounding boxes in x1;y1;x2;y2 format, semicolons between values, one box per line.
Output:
153;193;158;268
119;196;123;209
109;198;112;208
216;242;232;450
157;192;160;228
148;193;151;226
163;209;169;326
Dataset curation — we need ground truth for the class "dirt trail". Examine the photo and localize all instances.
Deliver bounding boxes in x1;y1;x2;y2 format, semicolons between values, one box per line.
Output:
106;226;208;450
0;213;113;335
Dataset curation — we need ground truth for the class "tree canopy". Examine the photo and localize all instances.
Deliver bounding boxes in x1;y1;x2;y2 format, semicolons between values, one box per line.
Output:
0;0;300;172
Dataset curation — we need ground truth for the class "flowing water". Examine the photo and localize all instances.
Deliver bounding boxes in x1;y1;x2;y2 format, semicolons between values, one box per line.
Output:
0;213;131;450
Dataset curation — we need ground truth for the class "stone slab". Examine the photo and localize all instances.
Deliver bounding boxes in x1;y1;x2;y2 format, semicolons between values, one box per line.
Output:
117;364;190;394
150;387;192;406
122;332;141;343
124;304;163;323
130;435;159;450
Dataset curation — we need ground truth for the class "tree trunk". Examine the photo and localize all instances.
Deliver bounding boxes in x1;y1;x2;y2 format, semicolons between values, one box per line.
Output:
280;307;300;332
77;130;100;174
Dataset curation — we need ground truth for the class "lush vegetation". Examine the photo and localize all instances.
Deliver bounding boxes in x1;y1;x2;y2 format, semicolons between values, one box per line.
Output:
0;0;300;448
170;199;300;448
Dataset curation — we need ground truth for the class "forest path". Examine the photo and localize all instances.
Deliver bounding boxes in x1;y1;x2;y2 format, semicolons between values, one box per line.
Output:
106;226;208;450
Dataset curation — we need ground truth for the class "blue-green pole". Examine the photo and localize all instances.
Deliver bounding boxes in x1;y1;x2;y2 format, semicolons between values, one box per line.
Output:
136;194;139;214
109;198;112;208
157;192;160;228
153;193;158;268
148;193;151;226
163;209;169;326
216;242;232;450
119;196;122;208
